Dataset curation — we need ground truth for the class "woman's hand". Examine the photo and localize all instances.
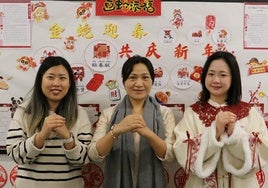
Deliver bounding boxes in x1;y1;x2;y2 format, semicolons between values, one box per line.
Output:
118;115;153;138
42;113;66;138
216;111;237;139
34;113;67;148
113;114;144;136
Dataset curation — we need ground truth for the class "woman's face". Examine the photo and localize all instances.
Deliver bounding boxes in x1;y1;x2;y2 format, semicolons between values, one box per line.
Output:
124;63;152;103
41;65;70;110
205;59;232;104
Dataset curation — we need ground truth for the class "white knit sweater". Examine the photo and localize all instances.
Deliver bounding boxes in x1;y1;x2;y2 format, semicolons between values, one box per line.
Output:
6;105;93;188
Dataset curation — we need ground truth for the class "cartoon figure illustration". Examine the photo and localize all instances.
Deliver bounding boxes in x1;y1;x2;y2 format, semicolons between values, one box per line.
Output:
171;9;184;29
154;67;163;78
16;56;37;71
40;50;57;63
177;67;189;78
10;97;23;118
76;2;92;22
215;29;228;51
64;36;77;51
218;29;227;38
32;2;49;23
0;75;8;90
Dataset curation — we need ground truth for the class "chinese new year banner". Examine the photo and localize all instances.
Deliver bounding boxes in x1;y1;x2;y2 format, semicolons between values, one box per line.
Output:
96;0;161;16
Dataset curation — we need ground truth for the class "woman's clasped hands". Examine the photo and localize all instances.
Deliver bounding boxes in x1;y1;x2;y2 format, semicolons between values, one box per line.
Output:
216;111;237;139
42;113;70;139
113;114;150;137
35;113;71;148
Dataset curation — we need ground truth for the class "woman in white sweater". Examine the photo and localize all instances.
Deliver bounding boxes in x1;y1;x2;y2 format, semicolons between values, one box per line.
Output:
6;56;93;188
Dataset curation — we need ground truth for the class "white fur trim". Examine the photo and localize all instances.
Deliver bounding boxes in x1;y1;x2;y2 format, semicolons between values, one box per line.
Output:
224;121;245;145
222;122;252;176
220;132;228;142
210;122;226;147
194;124;223;178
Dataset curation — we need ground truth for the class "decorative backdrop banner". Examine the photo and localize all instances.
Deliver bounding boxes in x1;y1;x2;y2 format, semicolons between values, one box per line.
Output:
96;0;161;16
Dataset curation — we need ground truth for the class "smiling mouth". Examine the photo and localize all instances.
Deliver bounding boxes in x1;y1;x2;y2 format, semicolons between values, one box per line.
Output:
51;89;61;94
134;89;144;92
212;85;221;89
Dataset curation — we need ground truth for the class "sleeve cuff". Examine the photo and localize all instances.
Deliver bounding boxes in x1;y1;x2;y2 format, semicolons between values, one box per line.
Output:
224;121;248;145
88;142;106;162
209;122;226;147
27;133;45;158
194;125;222;178
222;122;252;176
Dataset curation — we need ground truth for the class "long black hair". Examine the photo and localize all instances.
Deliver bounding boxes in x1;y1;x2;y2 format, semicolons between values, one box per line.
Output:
200;51;242;105
25;56;78;136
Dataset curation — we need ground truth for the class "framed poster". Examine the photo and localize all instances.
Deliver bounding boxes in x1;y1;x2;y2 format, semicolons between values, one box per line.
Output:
0;0;31;48
244;3;268;49
0;103;12;154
